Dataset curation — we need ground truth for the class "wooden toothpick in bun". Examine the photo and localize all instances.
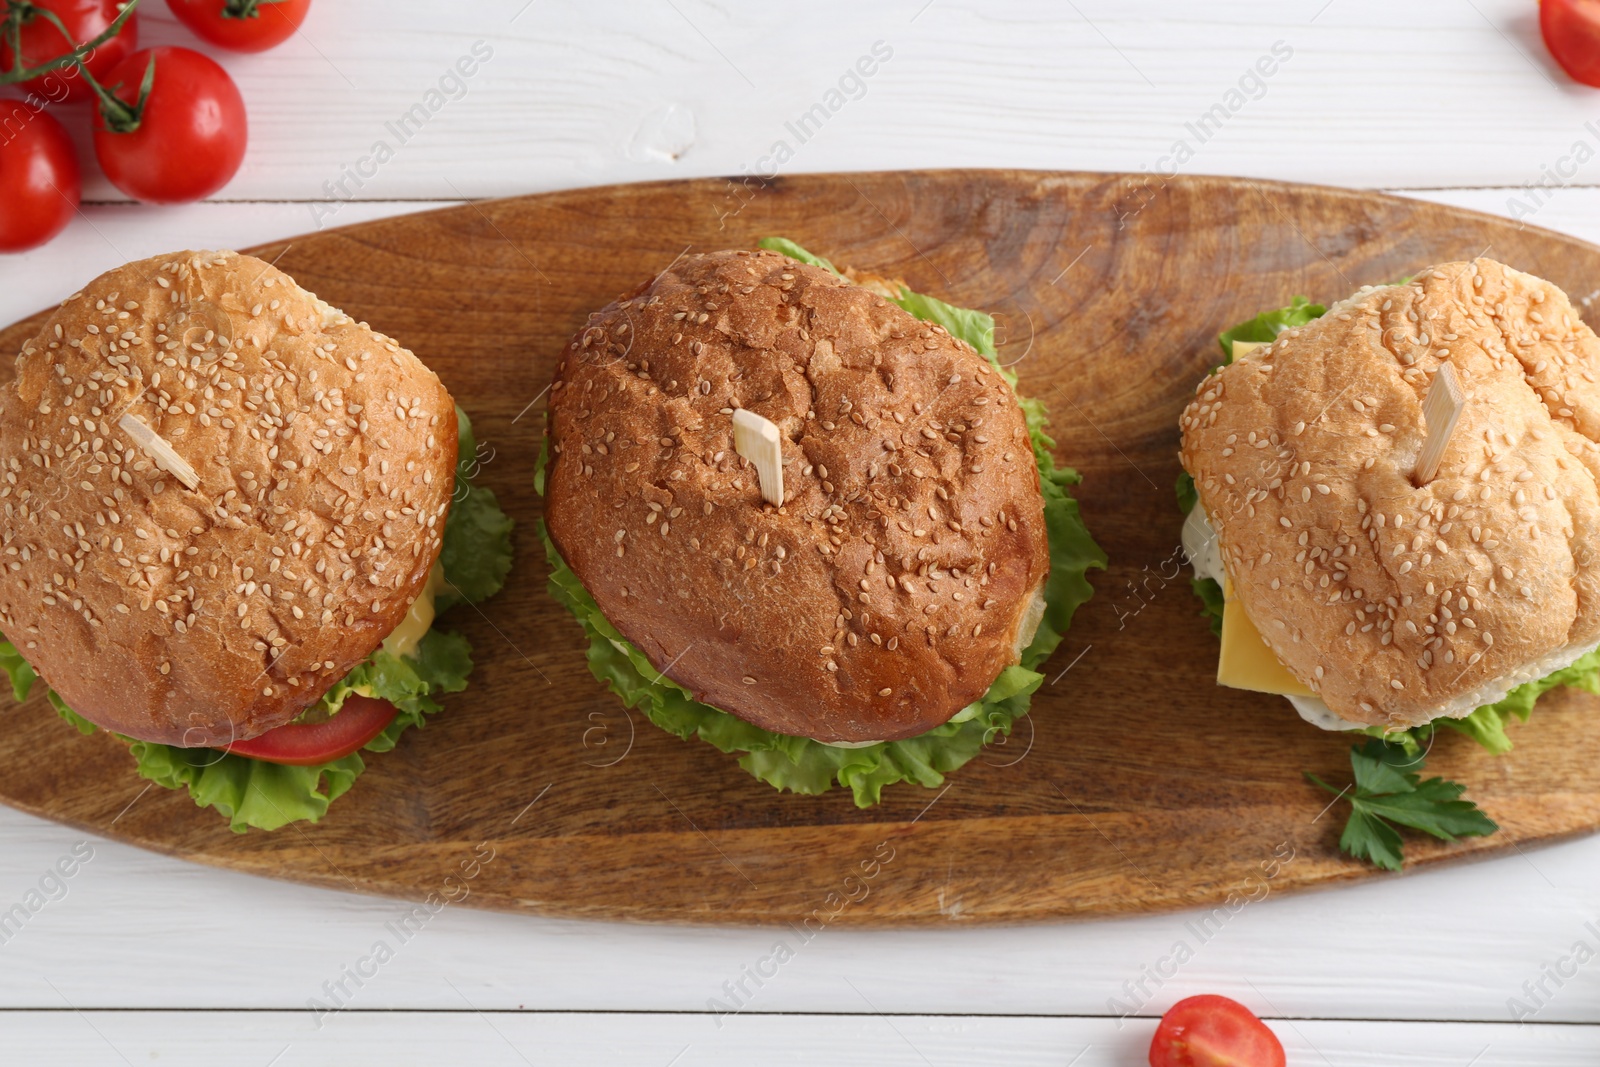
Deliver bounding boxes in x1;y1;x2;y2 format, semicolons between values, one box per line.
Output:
1181;259;1600;729
0;251;458;747
543;249;1050;743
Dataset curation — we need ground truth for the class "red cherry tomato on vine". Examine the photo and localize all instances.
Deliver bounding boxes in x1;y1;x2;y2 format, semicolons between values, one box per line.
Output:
0;0;139;104
92;45;247;204
223;695;399;766
165;0;308;53
0;100;80;252
1542;0;1600;87
1149;995;1286;1067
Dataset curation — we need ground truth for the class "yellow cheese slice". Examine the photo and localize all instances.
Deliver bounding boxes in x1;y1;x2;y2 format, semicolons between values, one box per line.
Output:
1217;580;1314;696
1210;336;1305;696
381;563;444;660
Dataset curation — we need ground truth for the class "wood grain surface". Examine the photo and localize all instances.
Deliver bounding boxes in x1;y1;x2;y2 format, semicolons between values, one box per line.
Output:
2;170;1598;926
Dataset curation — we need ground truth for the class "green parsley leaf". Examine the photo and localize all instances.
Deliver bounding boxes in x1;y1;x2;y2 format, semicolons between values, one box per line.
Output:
1338;806;1406;872
1307;739;1497;871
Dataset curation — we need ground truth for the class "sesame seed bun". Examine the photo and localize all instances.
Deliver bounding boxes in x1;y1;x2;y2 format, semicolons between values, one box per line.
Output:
0;251;458;747
543;249;1050;743
1180;258;1600;728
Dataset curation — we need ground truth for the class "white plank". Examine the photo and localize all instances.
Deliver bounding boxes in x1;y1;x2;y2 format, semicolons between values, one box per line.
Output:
14;0;1598;204
1;1012;1597;1066
1401;187;1600;249
0;803;1597;1023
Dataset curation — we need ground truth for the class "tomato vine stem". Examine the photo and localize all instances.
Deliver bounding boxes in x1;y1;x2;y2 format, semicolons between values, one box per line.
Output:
0;0;139;84
84;48;153;134
222;0;288;18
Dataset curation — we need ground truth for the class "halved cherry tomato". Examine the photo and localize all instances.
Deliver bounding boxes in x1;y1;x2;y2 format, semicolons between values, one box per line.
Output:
223;695;398;766
91;45;247;203
0;100;80;252
0;0;139;104
1150;995;1286;1067
165;0;308;53
1542;0;1600;87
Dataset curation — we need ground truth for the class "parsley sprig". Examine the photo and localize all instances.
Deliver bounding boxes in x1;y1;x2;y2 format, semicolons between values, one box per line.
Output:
1307;739;1498;871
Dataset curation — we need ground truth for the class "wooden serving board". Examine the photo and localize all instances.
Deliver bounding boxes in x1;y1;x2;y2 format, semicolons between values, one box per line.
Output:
4;171;1600;926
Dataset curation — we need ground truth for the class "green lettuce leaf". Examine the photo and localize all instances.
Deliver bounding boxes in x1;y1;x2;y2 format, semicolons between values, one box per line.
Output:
537;240;1105;805
1216;296;1325;361
756;236;998;357
1376;647;1600;756
318;629;474;748
1173;472;1224;636
1191;578;1225;639
16;404;510;833
756;237;837;274
540;520;1066;806
892;289;998;357
439;408;515;610
49;690;96;736
1175;470;1199;516
125;629;474;833
127;744;365;834
0;637;37;703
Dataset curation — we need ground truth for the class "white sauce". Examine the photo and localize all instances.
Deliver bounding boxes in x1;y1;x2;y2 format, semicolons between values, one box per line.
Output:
1285;693;1368;732
1182;500;1224;586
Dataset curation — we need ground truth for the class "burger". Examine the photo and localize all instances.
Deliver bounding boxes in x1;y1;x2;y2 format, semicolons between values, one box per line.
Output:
0;251;513;832
1179;258;1600;747
1177;260;1600;862
535;239;1104;805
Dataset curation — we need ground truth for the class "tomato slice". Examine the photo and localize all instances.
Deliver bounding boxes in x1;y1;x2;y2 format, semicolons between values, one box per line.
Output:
1542;0;1600;87
1149;995;1285;1067
222;695;398;766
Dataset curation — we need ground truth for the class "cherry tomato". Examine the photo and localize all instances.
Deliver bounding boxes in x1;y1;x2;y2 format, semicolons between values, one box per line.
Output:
0;0;139;104
165;0;308;53
92;46;247;204
1150;995;1286;1067
0;100;80;252
223;695;399;766
1542;0;1600;87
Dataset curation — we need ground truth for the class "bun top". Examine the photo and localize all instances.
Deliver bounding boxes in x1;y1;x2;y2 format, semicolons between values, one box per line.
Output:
1181;259;1600;728
0;251;458;746
543;249;1050;743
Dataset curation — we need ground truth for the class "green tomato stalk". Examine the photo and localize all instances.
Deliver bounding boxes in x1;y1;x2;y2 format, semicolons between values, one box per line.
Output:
0;0;140;84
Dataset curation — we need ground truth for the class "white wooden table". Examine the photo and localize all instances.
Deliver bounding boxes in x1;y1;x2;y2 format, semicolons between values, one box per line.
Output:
3;1;1599;1062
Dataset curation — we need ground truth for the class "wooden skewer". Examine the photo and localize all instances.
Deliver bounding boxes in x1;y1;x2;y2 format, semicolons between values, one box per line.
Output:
732;408;784;506
1414;363;1465;486
118;413;201;491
